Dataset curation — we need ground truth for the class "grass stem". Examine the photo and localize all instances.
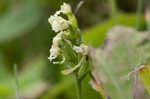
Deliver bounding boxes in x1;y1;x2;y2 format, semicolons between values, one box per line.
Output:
108;0;118;24
14;64;19;99
75;73;82;99
136;0;143;31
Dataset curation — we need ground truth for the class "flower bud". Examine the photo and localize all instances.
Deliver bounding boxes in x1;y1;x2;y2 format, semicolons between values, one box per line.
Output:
48;33;62;61
60;3;71;14
48;16;69;32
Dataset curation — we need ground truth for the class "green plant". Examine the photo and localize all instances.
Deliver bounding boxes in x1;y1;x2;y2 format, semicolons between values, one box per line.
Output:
47;3;105;99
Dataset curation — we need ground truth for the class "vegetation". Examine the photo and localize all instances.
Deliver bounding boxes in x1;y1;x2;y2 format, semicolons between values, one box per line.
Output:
0;0;150;99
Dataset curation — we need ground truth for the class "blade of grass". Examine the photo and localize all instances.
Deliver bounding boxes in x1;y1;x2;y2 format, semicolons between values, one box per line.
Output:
145;6;150;31
136;0;143;31
108;0;118;24
14;64;19;99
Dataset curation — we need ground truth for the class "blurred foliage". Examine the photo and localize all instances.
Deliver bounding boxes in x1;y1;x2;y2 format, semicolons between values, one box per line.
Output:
0;0;149;99
83;13;146;48
139;66;150;95
94;26;150;99
0;0;41;43
0;55;47;99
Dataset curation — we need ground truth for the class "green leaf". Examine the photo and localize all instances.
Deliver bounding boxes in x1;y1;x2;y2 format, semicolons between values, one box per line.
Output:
94;26;149;99
0;53;14;99
0;0;41;43
18;56;47;92
138;66;150;95
0;55;47;98
83;13;145;48
41;76;75;99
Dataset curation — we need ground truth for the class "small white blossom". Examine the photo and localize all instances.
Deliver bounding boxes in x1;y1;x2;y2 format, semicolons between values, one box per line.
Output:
60;3;71;13
54;11;61;16
54;3;71;16
48;33;62;61
48;16;69;32
53;56;66;64
48;46;60;61
48;30;70;63
73;45;83;53
73;44;89;55
52;32;62;44
48;3;72;32
80;44;89;55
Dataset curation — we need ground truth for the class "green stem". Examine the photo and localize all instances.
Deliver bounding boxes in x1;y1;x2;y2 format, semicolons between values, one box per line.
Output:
75;73;82;99
14;64;19;99
145;2;150;31
108;0;118;24
136;0;143;31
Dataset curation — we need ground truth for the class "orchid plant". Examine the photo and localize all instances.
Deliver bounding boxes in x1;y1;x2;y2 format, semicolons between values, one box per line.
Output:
48;3;94;99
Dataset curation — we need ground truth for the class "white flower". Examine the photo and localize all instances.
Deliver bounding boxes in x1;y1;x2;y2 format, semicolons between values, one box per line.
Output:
54;3;71;16
48;46;60;61
80;44;89;55
60;3;71;13
48;30;70;63
48;16;69;32
48;3;72;32
73;44;89;55
52;32;62;44
73;45;83;53
48;33;62;61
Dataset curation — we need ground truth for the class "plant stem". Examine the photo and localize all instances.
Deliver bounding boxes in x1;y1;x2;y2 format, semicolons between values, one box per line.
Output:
145;5;150;31
133;72;138;99
136;0;143;31
75;73;82;99
14;64;19;99
108;0;118;24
